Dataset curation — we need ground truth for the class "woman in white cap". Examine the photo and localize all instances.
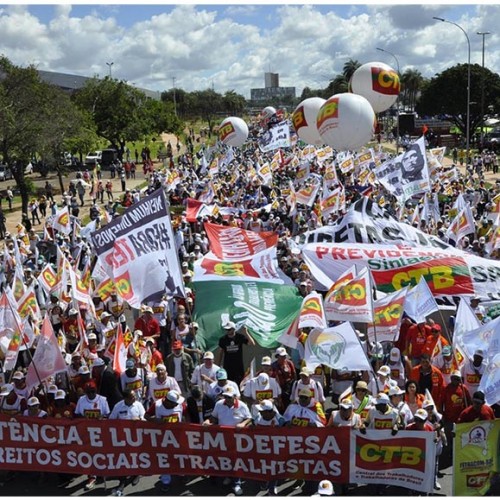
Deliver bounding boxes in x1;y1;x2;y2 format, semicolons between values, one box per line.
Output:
145;390;186;493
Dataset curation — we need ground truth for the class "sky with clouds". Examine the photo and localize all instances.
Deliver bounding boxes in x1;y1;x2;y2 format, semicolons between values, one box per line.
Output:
0;3;498;99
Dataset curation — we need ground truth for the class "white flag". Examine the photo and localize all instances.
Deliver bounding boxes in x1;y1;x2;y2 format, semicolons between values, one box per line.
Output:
404;275;439;323
304;323;371;371
479;353;500;406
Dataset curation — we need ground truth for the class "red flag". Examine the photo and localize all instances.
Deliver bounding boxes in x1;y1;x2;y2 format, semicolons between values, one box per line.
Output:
422;124;429;135
113;323;127;374
25;315;67;392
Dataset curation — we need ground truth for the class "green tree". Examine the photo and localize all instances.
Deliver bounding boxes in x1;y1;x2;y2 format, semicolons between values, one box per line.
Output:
222;90;246;115
0;57;85;212
73;77;179;157
342;59;361;82
416;63;500;138
189;89;223;134
401;69;425;112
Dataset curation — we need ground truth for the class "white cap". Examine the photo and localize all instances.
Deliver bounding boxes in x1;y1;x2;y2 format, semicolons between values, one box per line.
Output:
88;333;97;340
377;365;391;377
414;408;428;421
389;347;400;362
261;356;272;366
275;347;287;357
0;383;14;396
203;351;214;360
78;365;90;375
257;373;269;385
256;400;274;412
222;386;236;397
166;390;185;405
376;393;390;405
12;371;25;380
317;480;334;496
100;311;112;319
388;386;405;396
339;398;353;409
223;321;236;329
27;396;40;406
54;390;66;401
68;308;78;315
92;358;105;368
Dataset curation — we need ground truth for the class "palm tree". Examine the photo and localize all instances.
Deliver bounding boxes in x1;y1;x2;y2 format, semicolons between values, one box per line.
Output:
401;69;424;112
342;59;361;82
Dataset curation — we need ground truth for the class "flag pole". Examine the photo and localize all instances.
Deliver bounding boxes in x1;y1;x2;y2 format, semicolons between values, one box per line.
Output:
365;267;381;394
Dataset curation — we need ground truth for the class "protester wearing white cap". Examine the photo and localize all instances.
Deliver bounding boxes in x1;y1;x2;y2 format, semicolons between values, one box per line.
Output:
367;364;394;396
387;347;410;389
388;384;413;427
23;396;48;418
190;351;220;394
203;385;251;496
327;398;361;429
145;389;185;493
216;319;255;385
460;348;486;395
252;399;284;496
291;367;325;406
433;344;459;385
11;370;30;400
147;364;181;405
0;383;27;416
243;371;281;417
270;346;297;412
360;392;401;435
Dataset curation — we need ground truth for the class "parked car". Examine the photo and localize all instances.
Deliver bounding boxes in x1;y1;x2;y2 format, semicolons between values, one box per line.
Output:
0;164;13;181
85;150;102;165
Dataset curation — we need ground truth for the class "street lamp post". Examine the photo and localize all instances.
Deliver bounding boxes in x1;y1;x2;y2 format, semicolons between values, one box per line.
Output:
477;31;491;150
106;61;114;78
433;17;471;164
376;47;401;154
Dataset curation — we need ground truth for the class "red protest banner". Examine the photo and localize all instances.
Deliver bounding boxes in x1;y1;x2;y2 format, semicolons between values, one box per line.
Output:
0;416;350;480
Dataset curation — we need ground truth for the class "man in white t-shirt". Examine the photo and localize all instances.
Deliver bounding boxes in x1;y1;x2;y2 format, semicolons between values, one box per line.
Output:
191;351;220;394
109;389;145;495
203;386;251;496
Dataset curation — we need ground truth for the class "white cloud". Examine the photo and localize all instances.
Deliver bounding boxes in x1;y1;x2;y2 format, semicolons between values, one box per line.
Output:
0;4;498;100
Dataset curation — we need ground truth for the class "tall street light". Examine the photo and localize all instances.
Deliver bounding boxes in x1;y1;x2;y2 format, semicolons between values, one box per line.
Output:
376;47;401;154
477;31;491;150
433;17;471;164
106;61;114;78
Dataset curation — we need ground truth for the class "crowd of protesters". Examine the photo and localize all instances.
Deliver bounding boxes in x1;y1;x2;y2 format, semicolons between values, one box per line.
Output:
0;113;499;496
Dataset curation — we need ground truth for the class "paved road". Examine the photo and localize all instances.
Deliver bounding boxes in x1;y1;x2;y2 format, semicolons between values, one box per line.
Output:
0;464;453;497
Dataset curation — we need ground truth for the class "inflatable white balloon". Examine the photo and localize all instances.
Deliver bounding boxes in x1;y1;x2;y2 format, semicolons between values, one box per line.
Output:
218;117;249;147
350;61;400;113
317;93;376;151
261;106;277;119
292;97;326;146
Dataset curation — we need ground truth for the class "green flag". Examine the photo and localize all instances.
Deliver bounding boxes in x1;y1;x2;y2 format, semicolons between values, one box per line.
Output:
192;280;302;351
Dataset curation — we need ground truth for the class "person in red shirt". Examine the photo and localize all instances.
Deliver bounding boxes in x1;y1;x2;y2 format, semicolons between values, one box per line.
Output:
410;353;445;408
134;306;160;339
421;324;450;358
441;370;471;458
270;347;296;413
405;321;433;366
457;391;495;423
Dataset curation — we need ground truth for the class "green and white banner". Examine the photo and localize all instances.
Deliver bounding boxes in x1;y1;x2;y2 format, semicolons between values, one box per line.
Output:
192;281;302;351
